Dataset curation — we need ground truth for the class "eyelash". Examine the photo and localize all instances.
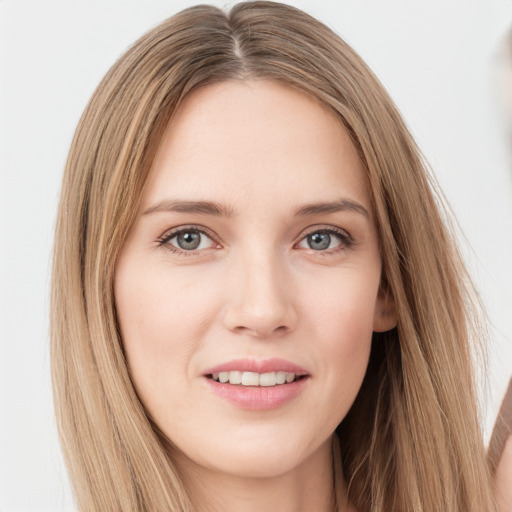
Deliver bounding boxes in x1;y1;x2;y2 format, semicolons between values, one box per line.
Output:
157;225;355;257
298;226;355;255
157;225;218;257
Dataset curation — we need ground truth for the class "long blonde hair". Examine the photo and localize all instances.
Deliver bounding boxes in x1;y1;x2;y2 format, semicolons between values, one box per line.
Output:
51;2;496;510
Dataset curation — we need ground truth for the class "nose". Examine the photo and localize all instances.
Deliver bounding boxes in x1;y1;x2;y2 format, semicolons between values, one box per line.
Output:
222;250;298;338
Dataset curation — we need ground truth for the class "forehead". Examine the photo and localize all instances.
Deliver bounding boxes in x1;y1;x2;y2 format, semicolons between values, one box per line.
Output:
142;79;370;214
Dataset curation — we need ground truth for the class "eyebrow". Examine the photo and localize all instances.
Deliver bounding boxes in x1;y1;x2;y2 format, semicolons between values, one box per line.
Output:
294;199;369;218
143;200;234;217
143;198;369;218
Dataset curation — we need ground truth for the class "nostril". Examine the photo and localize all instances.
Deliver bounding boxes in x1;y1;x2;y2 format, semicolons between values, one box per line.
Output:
222;273;298;337
232;324;289;338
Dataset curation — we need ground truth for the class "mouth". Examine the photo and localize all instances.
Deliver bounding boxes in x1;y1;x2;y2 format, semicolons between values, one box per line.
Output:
207;371;308;387
203;360;310;410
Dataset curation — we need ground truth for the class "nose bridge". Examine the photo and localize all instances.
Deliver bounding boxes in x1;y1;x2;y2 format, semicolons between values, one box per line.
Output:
223;243;297;337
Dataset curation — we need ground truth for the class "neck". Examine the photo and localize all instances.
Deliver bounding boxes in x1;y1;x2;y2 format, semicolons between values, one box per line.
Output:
173;435;351;512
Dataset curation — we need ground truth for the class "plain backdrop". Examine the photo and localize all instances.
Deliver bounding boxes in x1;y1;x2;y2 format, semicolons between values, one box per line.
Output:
1;0;512;510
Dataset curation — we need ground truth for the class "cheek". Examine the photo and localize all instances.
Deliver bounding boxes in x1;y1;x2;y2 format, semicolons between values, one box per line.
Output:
114;262;218;417
304;269;379;343
301;270;378;419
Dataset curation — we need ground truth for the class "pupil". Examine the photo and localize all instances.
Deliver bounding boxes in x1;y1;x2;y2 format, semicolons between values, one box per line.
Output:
308;232;330;250
177;231;200;250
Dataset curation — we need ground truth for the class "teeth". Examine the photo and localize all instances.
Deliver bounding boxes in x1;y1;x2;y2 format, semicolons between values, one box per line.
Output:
242;372;260;386
211;371;299;386
228;371;242;385
259;372;276;387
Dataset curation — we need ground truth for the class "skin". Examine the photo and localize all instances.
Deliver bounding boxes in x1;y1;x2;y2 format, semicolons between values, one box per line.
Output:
493;380;512;511
496;435;512;512
114;80;396;512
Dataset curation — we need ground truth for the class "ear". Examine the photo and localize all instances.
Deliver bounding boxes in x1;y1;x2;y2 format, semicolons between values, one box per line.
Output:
373;285;397;333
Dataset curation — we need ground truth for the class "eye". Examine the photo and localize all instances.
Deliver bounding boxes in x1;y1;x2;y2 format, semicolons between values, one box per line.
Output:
296;228;353;252
158;227;217;254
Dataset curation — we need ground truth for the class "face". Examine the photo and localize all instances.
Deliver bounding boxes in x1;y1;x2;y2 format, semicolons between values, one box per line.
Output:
114;80;395;481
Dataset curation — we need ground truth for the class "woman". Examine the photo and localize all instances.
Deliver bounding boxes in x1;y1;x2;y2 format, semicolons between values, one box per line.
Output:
50;2;498;510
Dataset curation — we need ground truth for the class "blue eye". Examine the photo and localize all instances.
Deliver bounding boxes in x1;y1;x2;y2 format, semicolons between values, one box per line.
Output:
173;231;202;250
158;225;353;256
307;232;333;250
159;228;216;253
297;228;352;252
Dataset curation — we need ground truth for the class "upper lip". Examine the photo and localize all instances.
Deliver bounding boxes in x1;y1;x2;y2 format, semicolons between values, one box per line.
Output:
203;358;309;376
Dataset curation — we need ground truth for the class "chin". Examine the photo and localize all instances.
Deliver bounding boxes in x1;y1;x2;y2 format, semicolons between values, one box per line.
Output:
208;448;308;479
172;426;331;480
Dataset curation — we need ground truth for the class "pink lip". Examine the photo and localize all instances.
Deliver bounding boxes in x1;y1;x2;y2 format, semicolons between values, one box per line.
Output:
202;358;310;410
203;358;309;376
204;376;309;410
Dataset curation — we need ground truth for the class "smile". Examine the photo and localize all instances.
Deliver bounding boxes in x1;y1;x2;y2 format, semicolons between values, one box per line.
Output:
210;371;302;386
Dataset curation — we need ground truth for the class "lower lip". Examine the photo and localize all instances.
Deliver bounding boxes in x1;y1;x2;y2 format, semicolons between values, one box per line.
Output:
204;377;309;410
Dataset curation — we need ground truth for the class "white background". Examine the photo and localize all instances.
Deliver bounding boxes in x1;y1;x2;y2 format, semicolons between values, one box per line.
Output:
1;1;512;510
